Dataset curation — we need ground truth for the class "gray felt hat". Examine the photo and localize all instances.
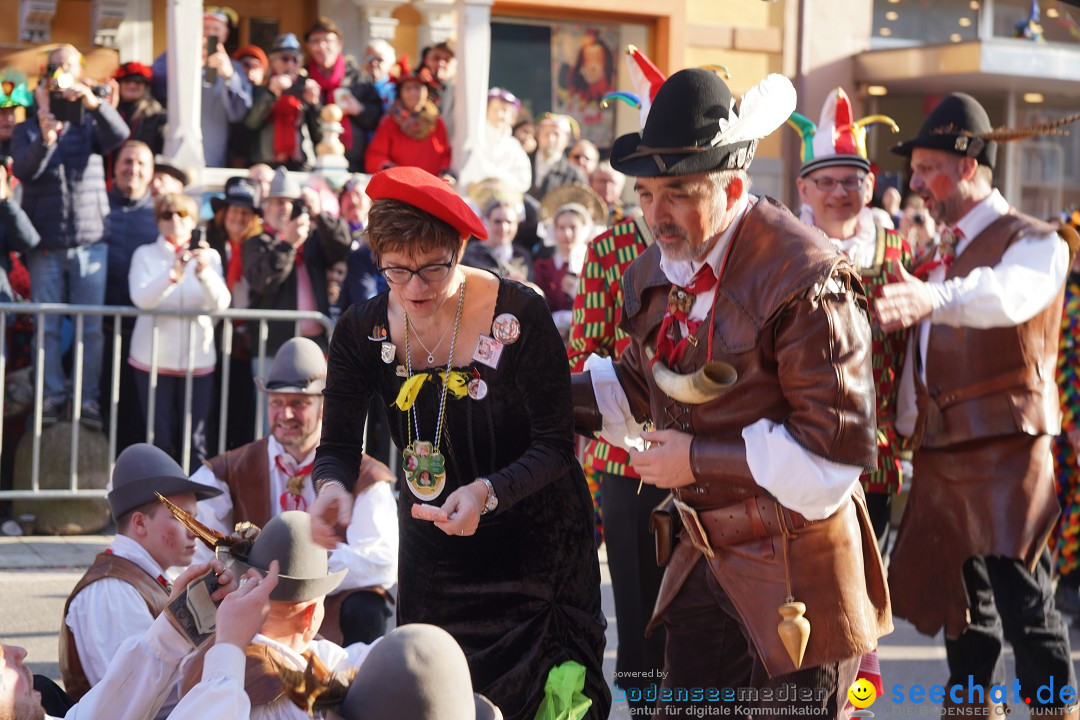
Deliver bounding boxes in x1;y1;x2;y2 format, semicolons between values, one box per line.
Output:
339;624;502;720
266;166;302;201
255;337;326;395
108;443;221;519
243;511;345;603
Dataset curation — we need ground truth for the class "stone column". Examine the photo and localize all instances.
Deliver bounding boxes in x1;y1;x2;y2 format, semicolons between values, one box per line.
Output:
162;0;205;179
114;0;155;63
354;0;401;45
452;0;493;174
415;0;456;51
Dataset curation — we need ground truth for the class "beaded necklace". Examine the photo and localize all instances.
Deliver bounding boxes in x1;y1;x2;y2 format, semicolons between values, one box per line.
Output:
400;274;466;501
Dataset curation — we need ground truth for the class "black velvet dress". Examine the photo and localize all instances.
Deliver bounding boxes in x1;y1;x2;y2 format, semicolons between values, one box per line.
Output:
314;279;610;720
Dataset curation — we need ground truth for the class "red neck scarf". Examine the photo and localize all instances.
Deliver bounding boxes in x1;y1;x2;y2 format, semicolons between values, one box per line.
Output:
226;238;245;290
275;454;314;512
307;55;353;150
654;265;719;368
912;226;962;280
269;93;304;163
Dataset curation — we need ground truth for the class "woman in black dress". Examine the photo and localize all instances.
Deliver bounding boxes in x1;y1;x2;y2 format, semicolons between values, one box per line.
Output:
310;166;609;720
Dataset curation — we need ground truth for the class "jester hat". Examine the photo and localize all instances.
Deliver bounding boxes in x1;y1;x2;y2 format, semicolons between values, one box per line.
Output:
0;69;33;109
600;45;730;130
788;87;899;178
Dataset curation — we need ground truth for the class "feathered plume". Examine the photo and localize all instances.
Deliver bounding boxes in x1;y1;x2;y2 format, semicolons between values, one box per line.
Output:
712;74;797;148
974;112;1080;142
155;491;261;558
278;652;357;715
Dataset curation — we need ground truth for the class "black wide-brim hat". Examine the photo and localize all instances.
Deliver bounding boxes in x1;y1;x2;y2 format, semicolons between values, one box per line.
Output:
891;92;997;169
611;68;794;178
108;443;222;519
211;176;259;213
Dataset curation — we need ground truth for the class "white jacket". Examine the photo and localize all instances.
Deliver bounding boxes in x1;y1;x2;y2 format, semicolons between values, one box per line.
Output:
128;236;231;373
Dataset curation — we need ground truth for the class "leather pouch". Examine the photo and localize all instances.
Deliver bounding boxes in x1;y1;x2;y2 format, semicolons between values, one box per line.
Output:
649;493;681;567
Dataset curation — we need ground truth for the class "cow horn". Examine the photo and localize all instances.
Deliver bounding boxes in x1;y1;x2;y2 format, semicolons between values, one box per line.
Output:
646;347;737;404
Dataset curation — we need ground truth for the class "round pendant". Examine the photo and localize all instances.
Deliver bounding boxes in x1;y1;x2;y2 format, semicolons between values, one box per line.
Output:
492;313;521;344
467;378;488;400
402;440;447;501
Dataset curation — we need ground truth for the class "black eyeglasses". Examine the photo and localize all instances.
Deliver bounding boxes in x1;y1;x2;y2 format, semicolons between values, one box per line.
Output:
808;175;865;192
159;210;189;220
378;259;455;285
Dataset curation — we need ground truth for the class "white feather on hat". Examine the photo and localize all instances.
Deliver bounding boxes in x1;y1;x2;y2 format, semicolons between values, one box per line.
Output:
711;74;797;148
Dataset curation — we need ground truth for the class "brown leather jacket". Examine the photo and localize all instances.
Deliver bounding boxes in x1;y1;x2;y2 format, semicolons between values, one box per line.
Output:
59;553;171;700
574;196;892;677
181;640;292;706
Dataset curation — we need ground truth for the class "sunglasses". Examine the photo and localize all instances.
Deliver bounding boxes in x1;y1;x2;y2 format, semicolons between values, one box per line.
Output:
159;210;189;220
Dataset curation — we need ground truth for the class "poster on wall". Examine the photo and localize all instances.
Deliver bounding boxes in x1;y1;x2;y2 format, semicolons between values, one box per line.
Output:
551;23;618;148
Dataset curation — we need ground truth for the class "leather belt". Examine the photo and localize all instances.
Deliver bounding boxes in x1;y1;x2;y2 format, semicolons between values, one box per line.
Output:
674;496;815;558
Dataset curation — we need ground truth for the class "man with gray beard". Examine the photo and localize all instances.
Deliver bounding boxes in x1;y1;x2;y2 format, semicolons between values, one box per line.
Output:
570;68;891;717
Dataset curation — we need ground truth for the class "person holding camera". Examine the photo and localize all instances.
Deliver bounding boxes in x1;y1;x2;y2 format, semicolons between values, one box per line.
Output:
11;43;129;428
151;7;252;169
0;160;40;304
243;33;323;172
243;168;350;359
128;192;231;471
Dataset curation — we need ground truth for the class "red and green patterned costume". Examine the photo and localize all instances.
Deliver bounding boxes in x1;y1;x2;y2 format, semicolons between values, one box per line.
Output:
846;225;913;495
568;218;650;532
1051;271;1080;577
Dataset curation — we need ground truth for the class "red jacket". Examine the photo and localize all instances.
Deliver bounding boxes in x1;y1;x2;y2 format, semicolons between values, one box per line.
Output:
365;114;451;176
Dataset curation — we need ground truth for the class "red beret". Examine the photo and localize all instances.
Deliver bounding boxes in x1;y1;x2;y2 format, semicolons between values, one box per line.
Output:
366;167;488;241
114;61;153;82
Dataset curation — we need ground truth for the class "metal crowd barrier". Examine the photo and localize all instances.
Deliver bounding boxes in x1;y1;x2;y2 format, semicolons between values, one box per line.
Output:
0;303;343;500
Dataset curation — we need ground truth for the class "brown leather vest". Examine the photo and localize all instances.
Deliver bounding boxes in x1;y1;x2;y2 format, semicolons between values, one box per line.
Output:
181;640;290;706
59;552;171;700
204;436;273;527
915;212;1078;448
620;197;890;677
204;438;393;529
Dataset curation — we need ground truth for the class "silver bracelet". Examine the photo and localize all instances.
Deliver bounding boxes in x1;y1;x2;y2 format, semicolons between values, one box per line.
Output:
316;479;347;495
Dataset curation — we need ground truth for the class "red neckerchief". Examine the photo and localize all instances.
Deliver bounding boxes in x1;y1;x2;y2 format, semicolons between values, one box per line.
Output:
307;56;353;150
275;454;313;512
226;238;245;290
269;92;304;163
165;236;187;254
912;226;962;280
105;548;171;591
654;264;719;368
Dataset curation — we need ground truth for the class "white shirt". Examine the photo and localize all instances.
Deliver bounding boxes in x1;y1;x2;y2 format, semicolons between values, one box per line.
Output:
53;613;203;720
895;189;1069;437
162;644;249;719
190;436;399;591
66;535;169;689
457;124;532;195
799;204;880;270
245;635;375;720
594;193;861;520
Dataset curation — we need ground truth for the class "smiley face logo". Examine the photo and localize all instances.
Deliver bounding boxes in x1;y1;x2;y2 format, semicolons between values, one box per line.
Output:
848;678;877;709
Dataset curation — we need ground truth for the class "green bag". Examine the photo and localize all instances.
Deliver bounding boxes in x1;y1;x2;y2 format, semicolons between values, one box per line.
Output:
533;661;593;720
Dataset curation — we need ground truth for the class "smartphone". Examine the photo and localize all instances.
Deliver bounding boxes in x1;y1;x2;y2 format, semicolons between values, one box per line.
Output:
205;35;219;85
285;75;306;100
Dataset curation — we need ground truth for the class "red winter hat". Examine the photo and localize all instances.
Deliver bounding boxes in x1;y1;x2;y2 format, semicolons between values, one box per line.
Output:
366;167;488;241
114;61;152;83
233;45;269;71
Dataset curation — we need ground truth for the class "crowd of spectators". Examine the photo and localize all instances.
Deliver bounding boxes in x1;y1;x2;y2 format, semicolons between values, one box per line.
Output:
0;10;645;477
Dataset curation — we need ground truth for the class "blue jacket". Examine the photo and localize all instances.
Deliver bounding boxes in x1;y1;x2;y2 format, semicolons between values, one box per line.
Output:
10;103;129;250
103;186;158;307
